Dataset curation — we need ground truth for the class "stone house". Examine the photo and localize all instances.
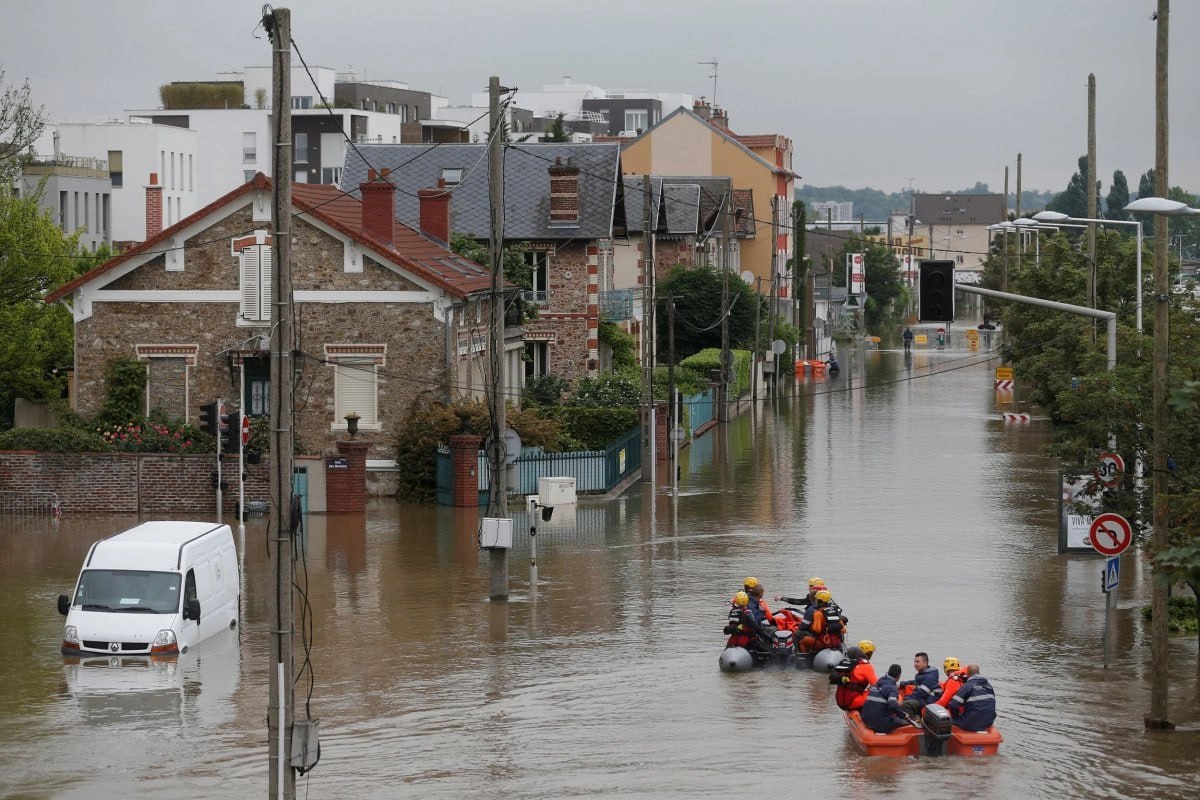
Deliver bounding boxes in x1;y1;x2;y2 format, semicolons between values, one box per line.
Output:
342;142;626;384
45;171;518;462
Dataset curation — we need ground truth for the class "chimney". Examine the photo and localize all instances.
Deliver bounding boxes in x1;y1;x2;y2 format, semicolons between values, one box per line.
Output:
710;106;729;130
145;172;162;239
359;167;395;245
548;156;581;225
693;97;712;120
417;178;451;244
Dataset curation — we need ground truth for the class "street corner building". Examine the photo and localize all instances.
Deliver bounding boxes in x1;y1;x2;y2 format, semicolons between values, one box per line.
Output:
44;171;516;464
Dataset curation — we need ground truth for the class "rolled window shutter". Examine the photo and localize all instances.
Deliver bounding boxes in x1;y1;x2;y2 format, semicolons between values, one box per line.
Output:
337;359;377;426
241;246;260;320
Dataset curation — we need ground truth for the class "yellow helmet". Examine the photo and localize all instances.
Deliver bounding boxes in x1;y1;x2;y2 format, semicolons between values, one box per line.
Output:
808;576;825;588
733;591;750;608
815;589;832;604
743;577;760;590
944;657;960;672
858;640;876;656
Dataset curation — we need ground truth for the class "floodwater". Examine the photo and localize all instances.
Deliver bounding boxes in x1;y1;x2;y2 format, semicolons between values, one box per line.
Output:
2;339;1198;799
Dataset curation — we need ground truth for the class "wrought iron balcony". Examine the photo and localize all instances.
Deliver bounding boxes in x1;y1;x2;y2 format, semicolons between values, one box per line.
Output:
521;289;550;305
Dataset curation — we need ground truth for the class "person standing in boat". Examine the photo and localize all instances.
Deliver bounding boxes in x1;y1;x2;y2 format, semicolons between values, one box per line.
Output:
861;664;909;734
949;663;997;731
775;575;826;610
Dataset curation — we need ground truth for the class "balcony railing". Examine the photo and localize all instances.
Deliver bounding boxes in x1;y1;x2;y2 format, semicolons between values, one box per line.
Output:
599;288;635;321
521;289;550;305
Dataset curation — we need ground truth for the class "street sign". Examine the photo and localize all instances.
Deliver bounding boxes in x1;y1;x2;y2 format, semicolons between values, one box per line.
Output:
1089;512;1133;556
995;367;1013;381
1104;556;1120;592
241;415;252;446
1095;452;1125;488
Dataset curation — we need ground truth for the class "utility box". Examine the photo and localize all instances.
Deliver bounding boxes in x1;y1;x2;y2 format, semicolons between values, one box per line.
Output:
479;517;514;549
538;477;577;507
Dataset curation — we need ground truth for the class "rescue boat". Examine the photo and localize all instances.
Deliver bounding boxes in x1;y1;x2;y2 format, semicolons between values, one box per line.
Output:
843;705;1002;757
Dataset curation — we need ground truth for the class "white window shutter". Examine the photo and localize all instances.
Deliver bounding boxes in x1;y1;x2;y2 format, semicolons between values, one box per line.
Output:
337;359;377;426
240;246;260;321
258;245;273;323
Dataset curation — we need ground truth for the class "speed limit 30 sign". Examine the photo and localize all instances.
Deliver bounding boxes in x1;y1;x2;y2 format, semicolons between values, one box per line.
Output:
1095;452;1125;488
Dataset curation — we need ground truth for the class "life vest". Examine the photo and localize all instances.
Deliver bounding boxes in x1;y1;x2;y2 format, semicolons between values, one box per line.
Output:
824;602;846;635
832;658;875;710
936;672;965;708
724;604;757;648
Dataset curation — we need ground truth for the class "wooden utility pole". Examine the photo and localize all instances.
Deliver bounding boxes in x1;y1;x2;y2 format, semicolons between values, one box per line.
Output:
1087;73;1098;308
752;276;762;401
1003;165;1010;291
487;76;508;518
266;7;296;798
641;174;655;480
794;201;809;359
1015;153;1023;274
718;191;732;422
1147;0;1174;731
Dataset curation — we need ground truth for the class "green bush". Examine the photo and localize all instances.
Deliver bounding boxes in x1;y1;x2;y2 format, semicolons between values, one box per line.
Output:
680;348;751;397
523;374;571;407
95;420;211;454
95;357;147;427
1140;595;1198;635
569;372;642;409
555;406;639;450
159;83;244;110
0;426;108;452
599;321;637;371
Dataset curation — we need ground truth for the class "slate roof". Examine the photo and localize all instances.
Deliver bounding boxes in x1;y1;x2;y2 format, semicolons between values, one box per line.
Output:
341;142;623;241
624;176;754;238
912;194;1005;225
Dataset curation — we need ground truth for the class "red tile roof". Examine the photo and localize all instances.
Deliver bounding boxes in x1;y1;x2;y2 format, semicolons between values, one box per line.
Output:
47;174;494;304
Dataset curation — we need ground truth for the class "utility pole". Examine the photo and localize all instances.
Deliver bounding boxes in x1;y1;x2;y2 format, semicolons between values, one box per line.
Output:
718;191;732;422
1087;73;1098;309
752;276;762;401
1003;165;1010;291
667;295;677;494
1147;0;1174;732
265;7;296;798
641;174;656;481
487;75;508;519
1015;153;1023;274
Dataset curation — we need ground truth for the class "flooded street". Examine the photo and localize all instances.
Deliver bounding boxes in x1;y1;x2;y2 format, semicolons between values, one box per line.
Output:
2;344;1198;799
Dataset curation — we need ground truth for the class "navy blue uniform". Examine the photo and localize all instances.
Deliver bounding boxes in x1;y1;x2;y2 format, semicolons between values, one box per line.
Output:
949;675;997;731
861;675;907;734
900;666;941;708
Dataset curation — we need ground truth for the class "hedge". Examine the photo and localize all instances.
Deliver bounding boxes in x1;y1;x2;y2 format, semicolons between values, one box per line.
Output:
679;348;752;398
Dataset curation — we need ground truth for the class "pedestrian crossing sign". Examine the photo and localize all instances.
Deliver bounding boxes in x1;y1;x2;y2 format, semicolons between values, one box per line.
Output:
1104;556;1120;592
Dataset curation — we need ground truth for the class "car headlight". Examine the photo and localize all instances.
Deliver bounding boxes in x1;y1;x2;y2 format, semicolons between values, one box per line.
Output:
152;629;177;647
63;625;79;645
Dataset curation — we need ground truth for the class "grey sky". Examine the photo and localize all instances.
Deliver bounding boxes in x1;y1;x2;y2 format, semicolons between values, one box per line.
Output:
8;0;1198;196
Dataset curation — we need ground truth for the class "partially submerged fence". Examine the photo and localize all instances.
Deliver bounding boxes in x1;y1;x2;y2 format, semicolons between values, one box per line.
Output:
0;490;61;516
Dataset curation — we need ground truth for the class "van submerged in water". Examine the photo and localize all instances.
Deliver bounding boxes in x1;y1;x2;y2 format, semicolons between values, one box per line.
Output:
58;521;240;657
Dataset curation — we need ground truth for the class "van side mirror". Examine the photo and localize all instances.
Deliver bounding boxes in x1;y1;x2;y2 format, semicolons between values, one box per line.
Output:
184;598;201;623
58;594;70;616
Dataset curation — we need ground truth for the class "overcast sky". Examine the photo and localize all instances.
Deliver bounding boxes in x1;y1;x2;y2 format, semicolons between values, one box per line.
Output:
7;0;1198;196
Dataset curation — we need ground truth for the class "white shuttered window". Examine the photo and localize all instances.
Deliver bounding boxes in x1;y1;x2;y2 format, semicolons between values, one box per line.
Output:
334;358;378;427
240;245;272;323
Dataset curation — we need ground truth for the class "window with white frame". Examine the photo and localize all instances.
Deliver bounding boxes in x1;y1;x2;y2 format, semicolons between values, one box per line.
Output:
523;251;549;304
295;132;308;163
326;345;386;430
243;132;256;163
239;244;273;323
624;109;649;132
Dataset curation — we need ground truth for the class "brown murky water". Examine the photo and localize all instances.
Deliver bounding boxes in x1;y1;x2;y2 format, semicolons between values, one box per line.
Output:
2;342;1198;799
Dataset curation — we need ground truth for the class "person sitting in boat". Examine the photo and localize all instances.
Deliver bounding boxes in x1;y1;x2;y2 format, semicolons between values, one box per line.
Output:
948;664;997;731
796;590;836;652
742;577;773;626
832;643;877;711
723;591;769;653
861;664;911;734
898;651;941;715
934;657;967;708
775;576;826;610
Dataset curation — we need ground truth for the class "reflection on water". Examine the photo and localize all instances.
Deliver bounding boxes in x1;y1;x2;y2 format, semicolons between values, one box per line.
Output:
1;349;1197;799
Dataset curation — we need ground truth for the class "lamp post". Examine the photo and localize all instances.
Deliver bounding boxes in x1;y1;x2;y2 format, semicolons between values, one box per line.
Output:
1035;210;1146;331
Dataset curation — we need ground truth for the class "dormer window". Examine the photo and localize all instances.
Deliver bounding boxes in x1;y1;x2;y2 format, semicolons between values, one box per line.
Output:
441;168;463;186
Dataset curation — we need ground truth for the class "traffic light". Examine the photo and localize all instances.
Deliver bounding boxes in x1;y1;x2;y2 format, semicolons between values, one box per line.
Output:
919;260;955;322
222;409;242;452
199;401;219;436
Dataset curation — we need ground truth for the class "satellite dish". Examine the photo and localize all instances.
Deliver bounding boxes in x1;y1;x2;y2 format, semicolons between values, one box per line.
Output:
740;270;754;285
771;339;786;355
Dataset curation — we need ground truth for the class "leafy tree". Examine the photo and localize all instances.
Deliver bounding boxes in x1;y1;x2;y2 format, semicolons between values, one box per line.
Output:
836;235;906;333
655;264;761;361
1105;170;1130;219
598;320;636;371
0;68;46;185
1137;169;1156;199
543;113;571;143
448;232;530;288
523;373;571;407
1046;155;1100;220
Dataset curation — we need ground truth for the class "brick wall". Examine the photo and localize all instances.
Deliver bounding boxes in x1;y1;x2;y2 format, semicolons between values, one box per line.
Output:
0;451;270;515
325;440;368;512
525;241;596;383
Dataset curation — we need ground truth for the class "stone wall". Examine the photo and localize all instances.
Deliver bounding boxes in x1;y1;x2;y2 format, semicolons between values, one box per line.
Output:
523;240;599;383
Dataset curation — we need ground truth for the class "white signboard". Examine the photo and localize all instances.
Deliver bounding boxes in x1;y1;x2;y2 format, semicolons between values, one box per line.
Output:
1060;473;1101;553
848;252;865;296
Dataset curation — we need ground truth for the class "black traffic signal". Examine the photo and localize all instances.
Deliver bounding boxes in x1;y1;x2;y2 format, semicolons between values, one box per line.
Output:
222;409;242;452
199;401;219;436
919;260;955;322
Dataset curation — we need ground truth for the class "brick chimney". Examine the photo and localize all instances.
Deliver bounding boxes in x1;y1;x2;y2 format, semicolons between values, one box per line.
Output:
417;178;451;244
359;168;395;245
692;97;712;121
548;157;580;225
710;106;729;130
145;173;162;239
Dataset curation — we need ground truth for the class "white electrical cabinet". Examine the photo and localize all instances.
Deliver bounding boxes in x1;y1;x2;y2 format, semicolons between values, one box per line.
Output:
538;477;577;507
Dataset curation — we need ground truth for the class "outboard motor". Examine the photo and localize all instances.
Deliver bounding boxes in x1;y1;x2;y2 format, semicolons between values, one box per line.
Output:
921;703;953;756
812;648;844;673
719;646;754;673
770;628;796;666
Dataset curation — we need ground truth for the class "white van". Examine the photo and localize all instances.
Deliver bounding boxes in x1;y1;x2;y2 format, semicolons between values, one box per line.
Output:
58;521;240;657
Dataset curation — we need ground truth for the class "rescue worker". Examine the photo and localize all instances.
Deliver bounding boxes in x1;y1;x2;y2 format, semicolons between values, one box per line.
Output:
797;589;834;652
743;577;773;625
831;640;878;710
861;664;911;734
934;657;966;708
948;663;997;731
775;576;826;609
902;326;914;353
723;591;769;654
898;651;941;715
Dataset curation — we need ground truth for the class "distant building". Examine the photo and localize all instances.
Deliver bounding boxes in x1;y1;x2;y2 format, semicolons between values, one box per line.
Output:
16;135;112;252
911;193;1005;272
810;201;854;223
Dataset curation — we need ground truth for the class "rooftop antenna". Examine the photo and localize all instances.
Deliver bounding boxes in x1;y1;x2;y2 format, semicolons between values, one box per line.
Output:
699;58;718;107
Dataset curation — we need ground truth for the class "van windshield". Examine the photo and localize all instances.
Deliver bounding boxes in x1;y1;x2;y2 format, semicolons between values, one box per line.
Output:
73;570;181;614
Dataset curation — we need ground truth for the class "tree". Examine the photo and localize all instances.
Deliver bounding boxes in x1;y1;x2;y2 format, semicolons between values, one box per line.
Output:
0;68;46;186
543;113;571;143
836;235;905;333
1047;156;1100;220
1105;170;1130;219
656;264;761;361
1138;169;1156;199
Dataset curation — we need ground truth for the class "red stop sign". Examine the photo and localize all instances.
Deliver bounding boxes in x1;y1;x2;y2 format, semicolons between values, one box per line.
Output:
241;415;251;446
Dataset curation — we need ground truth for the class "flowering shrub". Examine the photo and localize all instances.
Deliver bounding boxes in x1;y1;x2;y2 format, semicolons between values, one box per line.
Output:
95;421;213;454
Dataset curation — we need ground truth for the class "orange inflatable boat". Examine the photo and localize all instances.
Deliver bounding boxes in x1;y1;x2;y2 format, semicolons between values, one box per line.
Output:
844;705;1002;757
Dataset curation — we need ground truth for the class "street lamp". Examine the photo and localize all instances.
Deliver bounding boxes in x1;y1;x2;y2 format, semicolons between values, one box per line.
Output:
1035;210;1146;330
